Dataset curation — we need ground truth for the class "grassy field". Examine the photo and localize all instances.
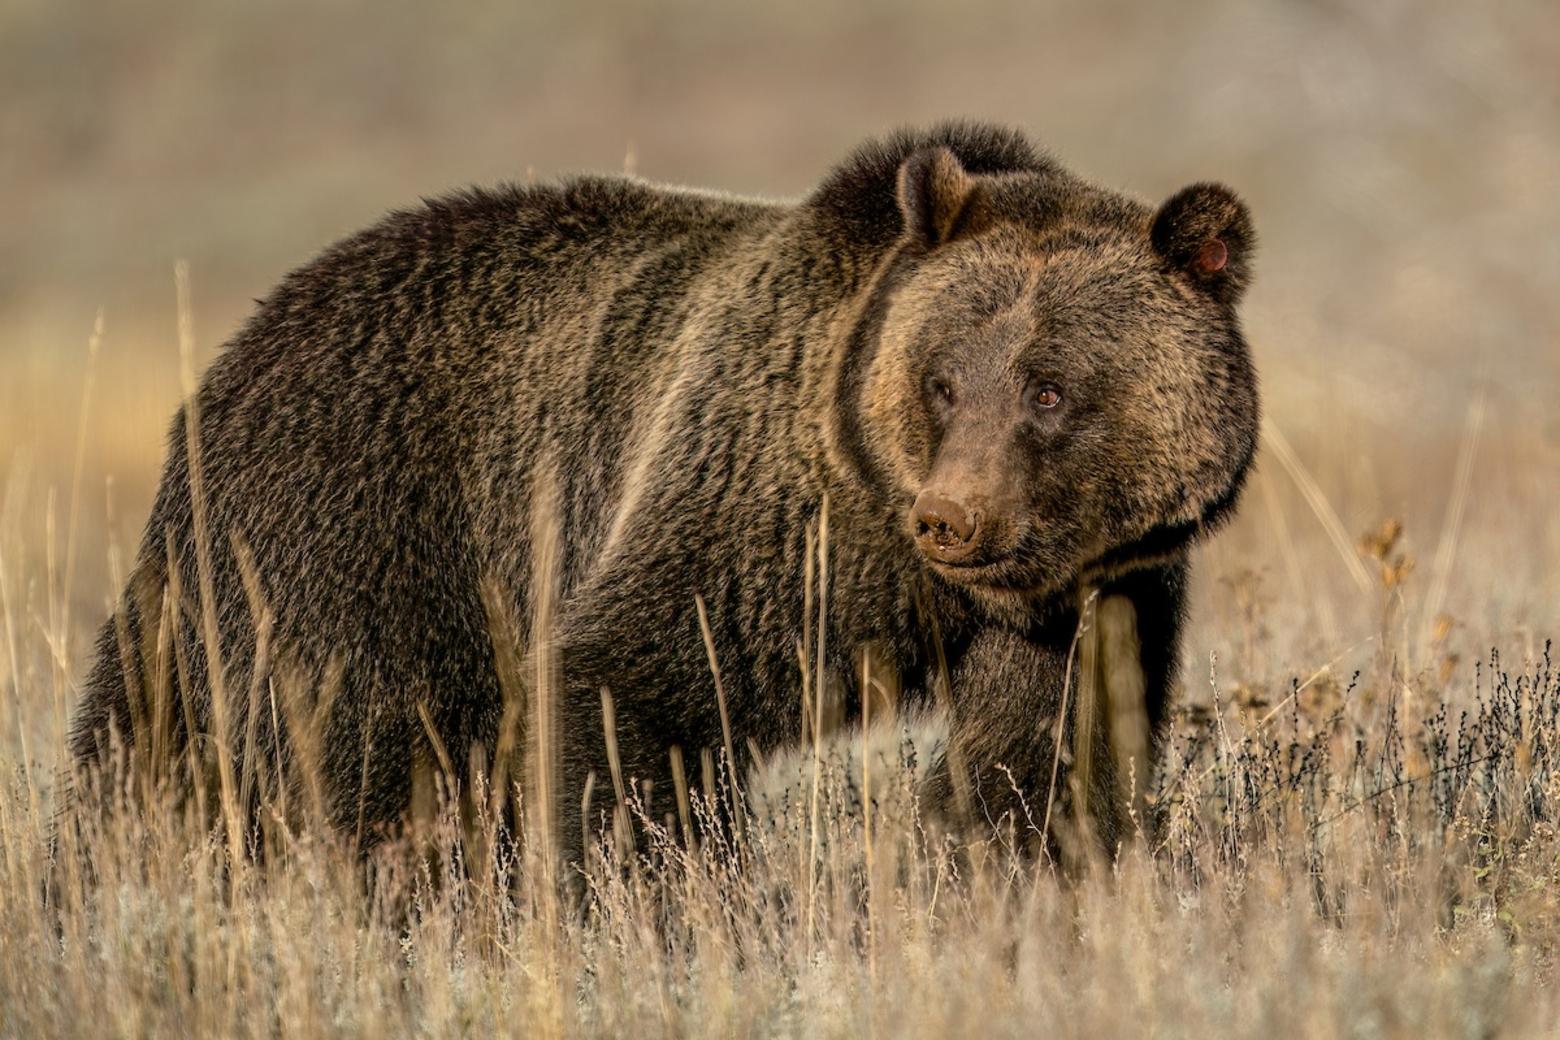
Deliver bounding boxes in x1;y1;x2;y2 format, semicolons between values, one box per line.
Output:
3;0;1559;1036
0;417;1557;1038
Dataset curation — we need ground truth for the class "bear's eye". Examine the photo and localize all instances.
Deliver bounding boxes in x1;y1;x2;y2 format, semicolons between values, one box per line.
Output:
925;375;955;409
1027;382;1064;411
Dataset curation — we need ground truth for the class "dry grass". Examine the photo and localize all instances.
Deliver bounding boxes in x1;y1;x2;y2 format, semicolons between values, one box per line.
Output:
1;314;1558;1037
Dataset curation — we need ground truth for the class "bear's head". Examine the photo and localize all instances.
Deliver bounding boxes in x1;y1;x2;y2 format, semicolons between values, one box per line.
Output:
851;143;1259;608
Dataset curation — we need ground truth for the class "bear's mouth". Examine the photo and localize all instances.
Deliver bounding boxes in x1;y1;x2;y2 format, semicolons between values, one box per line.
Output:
925;554;1030;591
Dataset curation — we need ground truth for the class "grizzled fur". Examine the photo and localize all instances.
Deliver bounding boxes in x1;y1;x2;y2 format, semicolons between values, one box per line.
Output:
69;123;1258;858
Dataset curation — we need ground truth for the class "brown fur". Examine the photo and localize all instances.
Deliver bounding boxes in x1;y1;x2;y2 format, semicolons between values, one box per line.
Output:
67;122;1258;859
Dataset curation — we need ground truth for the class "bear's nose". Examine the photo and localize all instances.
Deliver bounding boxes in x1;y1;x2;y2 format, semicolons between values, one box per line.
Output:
912;491;979;559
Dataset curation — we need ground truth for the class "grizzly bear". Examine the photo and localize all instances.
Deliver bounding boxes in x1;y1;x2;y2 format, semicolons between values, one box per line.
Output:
67;122;1259;862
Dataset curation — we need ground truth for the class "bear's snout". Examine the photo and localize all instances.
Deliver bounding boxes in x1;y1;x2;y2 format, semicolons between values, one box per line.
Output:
912;490;981;561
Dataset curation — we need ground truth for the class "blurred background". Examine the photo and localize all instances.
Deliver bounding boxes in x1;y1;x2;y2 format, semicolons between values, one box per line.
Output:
2;0;1557;737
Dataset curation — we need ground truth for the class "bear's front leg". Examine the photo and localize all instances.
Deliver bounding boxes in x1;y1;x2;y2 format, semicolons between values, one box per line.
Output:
932;562;1186;859
932;611;1133;859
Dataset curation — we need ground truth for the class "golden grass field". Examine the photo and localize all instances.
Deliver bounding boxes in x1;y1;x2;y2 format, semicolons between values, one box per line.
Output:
2;1;1558;1036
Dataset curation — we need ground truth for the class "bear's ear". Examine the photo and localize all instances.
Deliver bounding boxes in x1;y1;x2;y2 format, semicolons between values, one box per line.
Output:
896;146;978;248
1150;183;1254;305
